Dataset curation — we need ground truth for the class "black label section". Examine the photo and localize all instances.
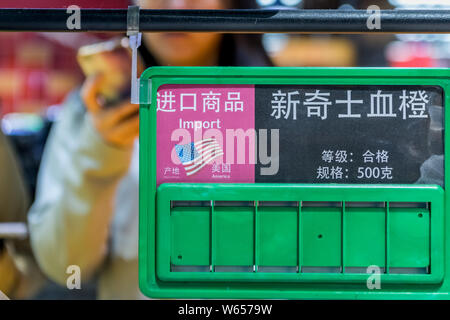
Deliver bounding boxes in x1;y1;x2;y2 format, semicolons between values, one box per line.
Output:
255;85;444;186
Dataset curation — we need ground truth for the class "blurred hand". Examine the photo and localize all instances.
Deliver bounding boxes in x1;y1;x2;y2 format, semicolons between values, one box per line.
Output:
81;75;139;149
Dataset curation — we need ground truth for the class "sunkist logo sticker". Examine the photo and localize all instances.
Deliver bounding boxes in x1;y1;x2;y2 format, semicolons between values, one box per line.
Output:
175;138;224;176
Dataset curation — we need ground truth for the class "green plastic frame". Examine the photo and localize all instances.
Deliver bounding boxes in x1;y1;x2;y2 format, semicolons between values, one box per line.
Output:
157;184;443;283
139;67;450;299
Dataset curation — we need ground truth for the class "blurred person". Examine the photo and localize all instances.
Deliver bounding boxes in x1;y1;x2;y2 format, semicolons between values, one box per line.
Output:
28;0;272;299
0;131;44;299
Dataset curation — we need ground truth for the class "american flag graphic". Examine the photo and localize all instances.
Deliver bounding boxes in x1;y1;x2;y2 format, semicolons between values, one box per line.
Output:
175;138;224;176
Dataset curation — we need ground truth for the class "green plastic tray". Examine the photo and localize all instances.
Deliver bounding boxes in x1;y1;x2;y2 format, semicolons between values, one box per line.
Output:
139;67;450;299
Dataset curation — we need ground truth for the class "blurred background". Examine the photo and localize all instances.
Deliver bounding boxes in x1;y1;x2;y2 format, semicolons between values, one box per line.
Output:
0;0;449;299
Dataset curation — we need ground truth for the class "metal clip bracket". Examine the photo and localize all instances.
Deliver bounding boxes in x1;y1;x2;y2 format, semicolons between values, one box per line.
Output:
127;5;149;104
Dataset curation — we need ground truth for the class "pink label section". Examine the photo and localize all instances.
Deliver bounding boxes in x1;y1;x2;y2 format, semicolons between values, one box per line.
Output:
156;84;255;186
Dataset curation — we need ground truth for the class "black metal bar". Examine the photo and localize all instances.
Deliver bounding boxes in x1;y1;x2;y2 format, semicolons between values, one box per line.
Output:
0;9;449;33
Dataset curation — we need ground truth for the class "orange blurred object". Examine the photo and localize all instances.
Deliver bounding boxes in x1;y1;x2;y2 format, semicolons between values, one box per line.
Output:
271;36;356;67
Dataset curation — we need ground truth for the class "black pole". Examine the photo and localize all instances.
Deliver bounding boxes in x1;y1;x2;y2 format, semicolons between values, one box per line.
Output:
0;9;449;33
